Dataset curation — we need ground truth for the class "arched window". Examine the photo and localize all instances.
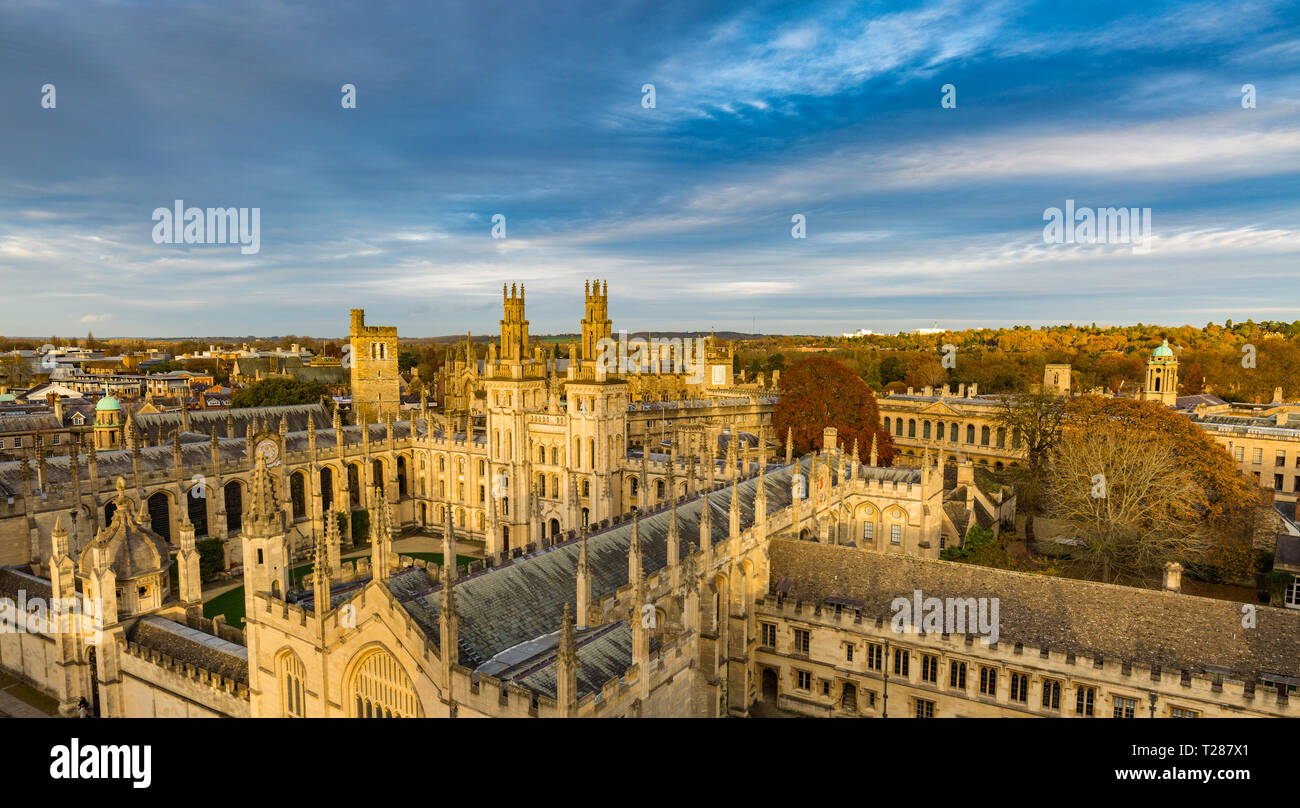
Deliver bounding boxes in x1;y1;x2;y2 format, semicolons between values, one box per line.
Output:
908;419;916;438
996;427;1006;448
980;426;990;446
935;421;944;442
884;417;892;434
966;424;975;444
949;423;958;442
290;472;307;520
278;650;307;718
922;421;931;440
348;647;422;718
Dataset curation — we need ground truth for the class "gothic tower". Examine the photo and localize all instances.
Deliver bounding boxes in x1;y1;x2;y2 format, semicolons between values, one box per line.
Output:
580;279;611;365
241;454;289;602
349;308;400;425
499;284;530;362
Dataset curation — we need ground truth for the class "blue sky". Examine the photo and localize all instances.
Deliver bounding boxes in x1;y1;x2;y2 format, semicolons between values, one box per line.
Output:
2;0;1298;338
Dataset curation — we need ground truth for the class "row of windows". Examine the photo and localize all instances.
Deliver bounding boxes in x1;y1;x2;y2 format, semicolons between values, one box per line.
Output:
1233;446;1300;468
765;626;1203;717
881;417;1021;450
862;522;903;545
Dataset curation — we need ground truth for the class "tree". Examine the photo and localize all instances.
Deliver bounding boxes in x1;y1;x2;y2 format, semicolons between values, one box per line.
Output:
1045;429;1208;584
1062;395;1262;583
995;389;1068;552
773;356;895;463
232;377;328;408
398;346;422;373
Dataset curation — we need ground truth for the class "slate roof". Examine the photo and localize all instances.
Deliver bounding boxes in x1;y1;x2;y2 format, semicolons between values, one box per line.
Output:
383;461;808;671
769;539;1300;682
0;565;54;601
512;622;647;699
128;615;249;684
135;403;330;441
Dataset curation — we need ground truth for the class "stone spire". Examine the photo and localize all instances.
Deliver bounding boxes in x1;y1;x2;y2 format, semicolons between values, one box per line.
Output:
556;603;578;717
667;487;680;571
313;510;333;612
699;490;713;567
628;509;642;587
325;505;342;575
50;515;71;560
728;477;741;539
370;485;392;581
576;524;591;628
870;433;879;467
177;511;202;607
439;569;458;713
244;452;282;537
785;427;793;464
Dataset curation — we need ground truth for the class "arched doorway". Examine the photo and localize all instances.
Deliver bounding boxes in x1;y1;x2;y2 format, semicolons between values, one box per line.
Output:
549;518;561;539
761;667;778;702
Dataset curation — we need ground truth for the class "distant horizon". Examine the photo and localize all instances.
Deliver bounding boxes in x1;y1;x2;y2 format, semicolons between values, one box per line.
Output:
6;318;1294;345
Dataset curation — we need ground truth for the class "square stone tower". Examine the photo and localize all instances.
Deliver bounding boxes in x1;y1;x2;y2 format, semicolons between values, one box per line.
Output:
1043;363;1071;397
349;309;399;425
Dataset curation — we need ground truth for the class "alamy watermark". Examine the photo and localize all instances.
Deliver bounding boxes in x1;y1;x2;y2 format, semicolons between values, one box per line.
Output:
1043;200;1151;254
0;589;104;645
891;589;999;644
152;200;261;255
596;330;708;384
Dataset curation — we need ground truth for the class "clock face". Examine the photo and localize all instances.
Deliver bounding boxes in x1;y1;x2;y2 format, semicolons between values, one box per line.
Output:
255;438;280;466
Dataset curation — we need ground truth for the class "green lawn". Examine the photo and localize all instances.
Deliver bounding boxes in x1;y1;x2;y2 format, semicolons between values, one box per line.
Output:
203;552;478;630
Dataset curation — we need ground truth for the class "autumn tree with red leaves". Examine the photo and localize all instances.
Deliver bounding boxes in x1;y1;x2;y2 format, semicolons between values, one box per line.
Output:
774;356;895;464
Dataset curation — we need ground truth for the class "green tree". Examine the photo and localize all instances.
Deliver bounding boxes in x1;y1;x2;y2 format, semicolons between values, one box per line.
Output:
232;377;328;408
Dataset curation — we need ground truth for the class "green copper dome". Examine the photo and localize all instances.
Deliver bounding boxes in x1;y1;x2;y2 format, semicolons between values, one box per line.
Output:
96;392;121;412
1152;339;1174;357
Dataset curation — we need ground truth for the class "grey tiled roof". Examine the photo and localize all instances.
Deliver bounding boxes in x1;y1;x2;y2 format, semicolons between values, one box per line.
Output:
770;539;1300;681
388;461;808;669
128;615;249;684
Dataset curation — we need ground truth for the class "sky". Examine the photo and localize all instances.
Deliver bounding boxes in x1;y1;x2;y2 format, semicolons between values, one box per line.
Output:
1;0;1298;338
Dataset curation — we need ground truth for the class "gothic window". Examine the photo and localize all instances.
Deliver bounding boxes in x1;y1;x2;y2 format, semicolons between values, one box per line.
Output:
278;650;306;718
348;648;422;718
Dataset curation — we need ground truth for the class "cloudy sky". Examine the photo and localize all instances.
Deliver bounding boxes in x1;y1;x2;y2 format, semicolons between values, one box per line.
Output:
2;0;1298;338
